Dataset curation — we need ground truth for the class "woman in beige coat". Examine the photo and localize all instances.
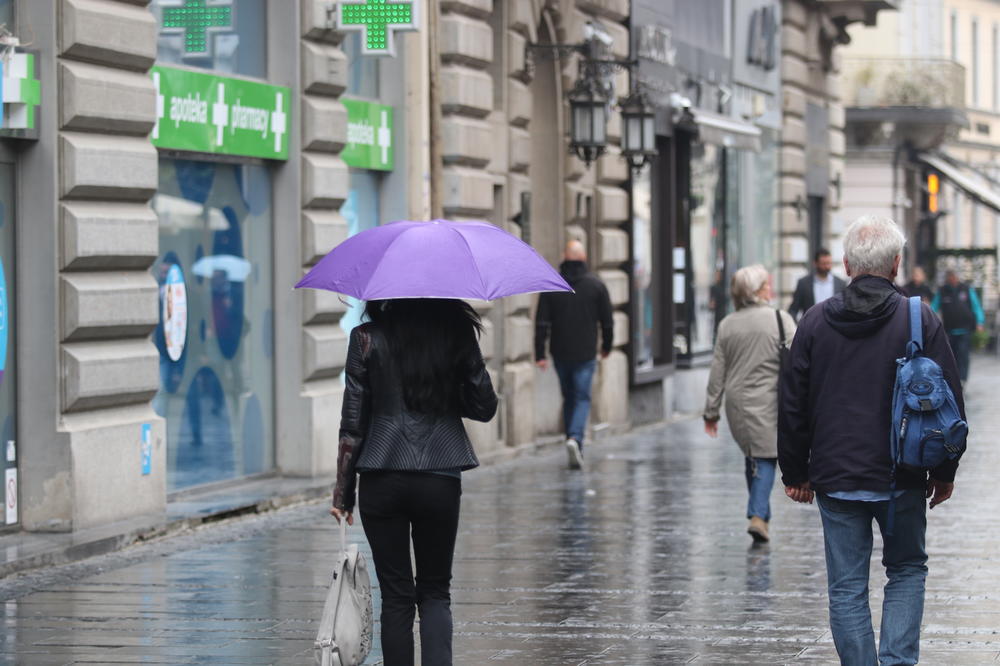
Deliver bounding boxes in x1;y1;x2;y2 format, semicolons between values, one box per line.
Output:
703;265;795;543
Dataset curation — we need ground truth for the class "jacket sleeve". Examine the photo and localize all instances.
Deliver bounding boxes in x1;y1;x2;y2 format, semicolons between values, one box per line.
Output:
598;280;614;355
332;326;372;512
923;305;965;483
778;313;812;486
459;344;499;422
969;287;985;326
703;323;727;421
534;293;551;362
788;279;805;320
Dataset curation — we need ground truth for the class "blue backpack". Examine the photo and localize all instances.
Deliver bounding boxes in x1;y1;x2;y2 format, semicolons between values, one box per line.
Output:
889;297;967;517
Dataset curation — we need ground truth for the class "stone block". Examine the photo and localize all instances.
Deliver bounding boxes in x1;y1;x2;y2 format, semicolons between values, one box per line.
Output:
61;202;158;270
780;266;807;301
62;339;159;412
302;209;349;265
62;271;158;341
597;227;628;267
598;268;628;306
303;324;348;381
506;292;533;316
508;1;535;39
441;65;493;118
597;186;629;224
479;318;496;362
303;287;349;325
60;0;157;71
301;0;341;44
508;79;531;127
783;0;808;29
302;153;349;209
780;145;806;177
828;102;845;130
533;359;562;435
440;14;493;68
577;0;629;22
508;173;530;219
508;31;527;80
612;310;628;349
302;96;347;154
60;61;155;135
783;85;807;118
564;183;590;223
604;20;630;59
306;383;344;476
442;116;494;167
503;361;535;447
66;410;166;529
442;166;494;216
302;41;347;97
565;150;586;182
780;176;806;206
60;133;157;201
597;146;628;185
441;0;492;19
829;128;846;158
781;53;809;87
781;22;807;56
781;236;809;264
509;127;531;172
783;116;806;147
779;205;808;235
593;350;628;425
465;412;501;456
825;71;842;101
504;314;533;362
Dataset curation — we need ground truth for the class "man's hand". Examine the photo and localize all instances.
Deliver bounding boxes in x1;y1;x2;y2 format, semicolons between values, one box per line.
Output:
704;419;718;438
600;350;610;359
329;506;354;525
536;359;548;371
785;482;814;504
927;478;954;509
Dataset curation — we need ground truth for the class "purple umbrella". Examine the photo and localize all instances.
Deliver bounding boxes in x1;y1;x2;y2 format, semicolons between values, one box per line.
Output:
295;219;572;300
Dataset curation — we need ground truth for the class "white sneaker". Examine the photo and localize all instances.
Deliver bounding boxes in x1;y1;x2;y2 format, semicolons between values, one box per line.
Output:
565;438;583;470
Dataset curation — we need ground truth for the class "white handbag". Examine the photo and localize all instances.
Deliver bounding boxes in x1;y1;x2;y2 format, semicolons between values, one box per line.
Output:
315;520;374;666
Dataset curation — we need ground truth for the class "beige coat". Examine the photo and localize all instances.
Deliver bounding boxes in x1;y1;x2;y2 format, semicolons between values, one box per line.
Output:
704;305;796;458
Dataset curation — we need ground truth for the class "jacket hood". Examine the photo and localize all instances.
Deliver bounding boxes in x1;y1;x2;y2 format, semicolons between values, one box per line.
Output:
823;275;902;339
560;260;589;284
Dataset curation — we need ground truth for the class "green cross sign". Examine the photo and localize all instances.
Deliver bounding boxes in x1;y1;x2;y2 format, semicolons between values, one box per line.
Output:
162;0;233;55
1;52;41;135
338;0;419;57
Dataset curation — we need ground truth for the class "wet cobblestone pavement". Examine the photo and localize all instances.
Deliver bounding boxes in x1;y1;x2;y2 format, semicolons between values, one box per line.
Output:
2;357;1000;664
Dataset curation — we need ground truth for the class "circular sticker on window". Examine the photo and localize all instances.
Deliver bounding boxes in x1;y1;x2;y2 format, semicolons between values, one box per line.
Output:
163;264;188;362
0;257;7;389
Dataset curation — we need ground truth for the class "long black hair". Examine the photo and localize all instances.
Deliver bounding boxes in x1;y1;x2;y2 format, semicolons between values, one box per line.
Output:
364;298;483;414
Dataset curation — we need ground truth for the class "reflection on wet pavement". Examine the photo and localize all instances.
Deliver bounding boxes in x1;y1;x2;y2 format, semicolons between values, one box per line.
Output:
2;356;1000;664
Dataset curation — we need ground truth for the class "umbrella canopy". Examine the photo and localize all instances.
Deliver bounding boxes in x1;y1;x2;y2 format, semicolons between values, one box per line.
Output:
294;219;572;300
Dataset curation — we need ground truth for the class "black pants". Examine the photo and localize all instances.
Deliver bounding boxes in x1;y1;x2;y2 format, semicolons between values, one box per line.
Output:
359;471;462;666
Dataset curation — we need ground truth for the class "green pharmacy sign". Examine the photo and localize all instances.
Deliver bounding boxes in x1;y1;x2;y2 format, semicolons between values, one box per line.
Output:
161;0;234;56
151;65;290;160
337;0;419;56
341;98;394;171
0;51;41;139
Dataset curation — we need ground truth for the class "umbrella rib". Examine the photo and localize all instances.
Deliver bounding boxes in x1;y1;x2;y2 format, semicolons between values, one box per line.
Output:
452;226;490;298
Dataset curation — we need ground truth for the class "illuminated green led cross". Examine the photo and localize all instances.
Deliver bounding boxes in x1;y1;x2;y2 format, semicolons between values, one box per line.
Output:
162;0;233;55
338;0;418;56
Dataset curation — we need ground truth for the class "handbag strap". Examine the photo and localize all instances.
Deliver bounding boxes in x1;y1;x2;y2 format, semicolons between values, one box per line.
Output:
339;518;348;556
775;309;787;346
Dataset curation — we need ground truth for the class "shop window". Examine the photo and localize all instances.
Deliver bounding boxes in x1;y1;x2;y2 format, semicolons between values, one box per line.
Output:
0;0;12;26
0;163;14;526
632;165;656;371
339;170;382;335
152;0;266;79
684;142;726;357
345;33;380;99
152;158;274;490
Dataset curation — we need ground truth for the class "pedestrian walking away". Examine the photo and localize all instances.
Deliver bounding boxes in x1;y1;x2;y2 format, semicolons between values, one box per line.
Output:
535;240;614;470
902;265;934;304
330;299;498;666
932;269;985;384
704;265;796;544
779;215;966;666
788;248;847;321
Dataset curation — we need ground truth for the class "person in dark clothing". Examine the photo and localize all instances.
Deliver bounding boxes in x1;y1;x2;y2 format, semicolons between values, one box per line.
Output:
788;248;847;320
931;269;985;383
779;215;964;666
902;265;934;304
535;240;613;470
330;298;498;666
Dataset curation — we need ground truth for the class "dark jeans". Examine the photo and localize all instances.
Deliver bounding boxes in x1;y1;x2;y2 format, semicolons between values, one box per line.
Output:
553;358;597;448
359;472;462;666
947;331;971;382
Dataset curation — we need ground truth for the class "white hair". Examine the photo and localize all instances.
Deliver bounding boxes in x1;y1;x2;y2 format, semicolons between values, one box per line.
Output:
730;264;770;310
843;215;906;277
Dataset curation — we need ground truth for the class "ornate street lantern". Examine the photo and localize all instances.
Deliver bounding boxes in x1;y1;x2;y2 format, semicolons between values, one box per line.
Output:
568;74;609;167
619;88;656;171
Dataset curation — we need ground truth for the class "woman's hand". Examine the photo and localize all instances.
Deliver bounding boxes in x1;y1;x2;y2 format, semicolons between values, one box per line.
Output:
329;506;354;525
704;419;719;438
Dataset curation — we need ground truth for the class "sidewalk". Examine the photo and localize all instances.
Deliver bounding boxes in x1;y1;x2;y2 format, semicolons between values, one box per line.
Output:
0;355;998;664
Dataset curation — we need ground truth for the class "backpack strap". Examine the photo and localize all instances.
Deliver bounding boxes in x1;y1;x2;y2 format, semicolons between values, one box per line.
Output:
907;296;922;357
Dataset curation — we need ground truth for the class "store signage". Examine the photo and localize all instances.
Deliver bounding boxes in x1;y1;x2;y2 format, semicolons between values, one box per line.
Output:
341;98;394;171
151;65;290;160
141;423;152;476
162;264;188;361
161;0;234;57
337;0;419;56
747;6;778;71
0;51;41;138
5;467;15;525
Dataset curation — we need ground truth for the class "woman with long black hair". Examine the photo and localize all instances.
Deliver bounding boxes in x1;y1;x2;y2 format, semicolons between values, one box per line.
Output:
329;298;498;666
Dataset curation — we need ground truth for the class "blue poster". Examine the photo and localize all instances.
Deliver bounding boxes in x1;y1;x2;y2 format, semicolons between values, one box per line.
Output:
0;257;7;388
141;423;152;476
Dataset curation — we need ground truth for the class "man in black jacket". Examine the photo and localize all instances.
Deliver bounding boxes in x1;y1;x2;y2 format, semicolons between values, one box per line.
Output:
788;248;847;320
535;240;613;470
779;215;964;665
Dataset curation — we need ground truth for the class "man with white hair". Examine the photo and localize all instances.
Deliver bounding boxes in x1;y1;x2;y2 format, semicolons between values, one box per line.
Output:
778;215;966;665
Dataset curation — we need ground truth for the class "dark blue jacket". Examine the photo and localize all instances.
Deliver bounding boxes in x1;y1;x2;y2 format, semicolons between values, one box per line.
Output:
778;275;965;492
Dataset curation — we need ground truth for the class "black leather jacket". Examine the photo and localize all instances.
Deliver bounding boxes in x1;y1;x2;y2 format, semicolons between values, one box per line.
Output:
333;322;498;511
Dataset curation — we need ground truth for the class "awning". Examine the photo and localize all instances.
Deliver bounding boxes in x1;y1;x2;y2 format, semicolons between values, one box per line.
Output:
691;109;762;151
916;153;1000;214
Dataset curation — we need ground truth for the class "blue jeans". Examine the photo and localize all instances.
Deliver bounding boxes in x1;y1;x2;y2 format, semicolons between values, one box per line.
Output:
744;457;776;521
553;359;597;449
947;331;971;382
816;490;928;666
